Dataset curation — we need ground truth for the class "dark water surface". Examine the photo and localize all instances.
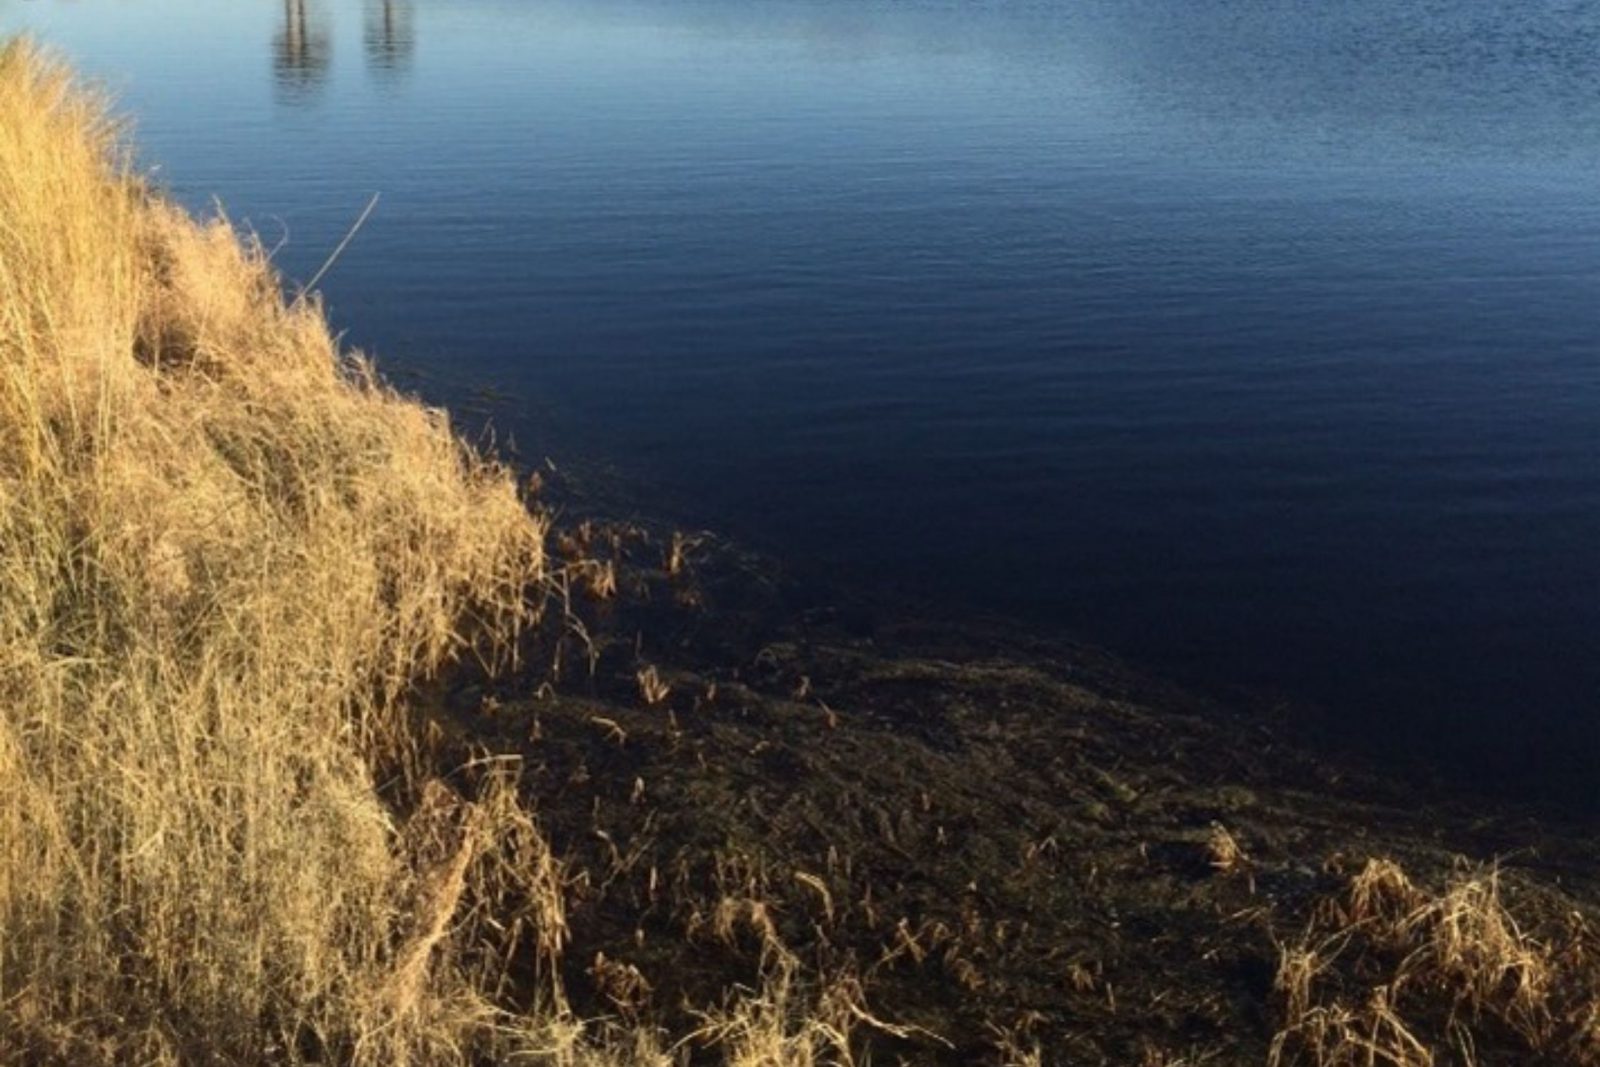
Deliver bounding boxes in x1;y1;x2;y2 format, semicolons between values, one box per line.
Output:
9;0;1599;795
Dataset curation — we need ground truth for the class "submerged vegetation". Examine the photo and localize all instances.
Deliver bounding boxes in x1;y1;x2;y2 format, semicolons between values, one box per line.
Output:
4;39;1600;1066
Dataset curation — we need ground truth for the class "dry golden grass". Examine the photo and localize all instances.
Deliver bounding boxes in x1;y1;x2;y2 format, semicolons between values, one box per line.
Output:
0;38;564;1064
688;963;938;1067
636;664;672;707
0;40;924;1067
1270;857;1600;1067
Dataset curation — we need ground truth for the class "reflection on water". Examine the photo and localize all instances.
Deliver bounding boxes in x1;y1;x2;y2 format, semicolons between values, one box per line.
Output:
272;0;413;102
273;0;330;100
364;0;414;76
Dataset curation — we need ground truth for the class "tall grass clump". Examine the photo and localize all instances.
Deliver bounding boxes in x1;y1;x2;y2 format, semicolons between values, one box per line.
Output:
0;38;556;1064
1271;859;1600;1066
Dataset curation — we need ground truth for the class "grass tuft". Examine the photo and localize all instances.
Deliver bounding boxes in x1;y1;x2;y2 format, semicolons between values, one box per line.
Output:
1271;857;1600;1067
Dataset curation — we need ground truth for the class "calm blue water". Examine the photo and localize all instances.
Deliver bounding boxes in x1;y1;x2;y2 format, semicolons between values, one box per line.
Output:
8;0;1599;793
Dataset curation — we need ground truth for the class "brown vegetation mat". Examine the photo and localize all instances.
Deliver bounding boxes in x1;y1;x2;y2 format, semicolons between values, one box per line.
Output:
428;517;1600;1064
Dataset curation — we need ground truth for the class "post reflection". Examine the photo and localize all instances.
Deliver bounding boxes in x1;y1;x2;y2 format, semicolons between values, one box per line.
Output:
364;0;416;77
273;0;331;102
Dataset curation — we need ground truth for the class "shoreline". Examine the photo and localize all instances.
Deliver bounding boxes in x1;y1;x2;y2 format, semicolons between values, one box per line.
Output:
521;451;1595;819
438;500;1600;1062
5;39;1600;1065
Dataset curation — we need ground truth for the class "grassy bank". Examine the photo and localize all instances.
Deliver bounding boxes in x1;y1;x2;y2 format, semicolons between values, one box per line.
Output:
0;38;882;1066
0;39;558;1063
6;39;1600;1067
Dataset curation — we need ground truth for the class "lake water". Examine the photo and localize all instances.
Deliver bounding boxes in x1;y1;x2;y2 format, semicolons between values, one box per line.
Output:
7;0;1598;799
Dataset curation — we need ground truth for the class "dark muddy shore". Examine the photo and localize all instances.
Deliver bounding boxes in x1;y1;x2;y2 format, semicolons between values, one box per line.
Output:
426;488;1600;1065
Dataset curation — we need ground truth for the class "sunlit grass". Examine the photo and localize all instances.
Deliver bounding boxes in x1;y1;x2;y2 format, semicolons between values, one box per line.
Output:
1270;858;1600;1066
0;39;896;1066
0;37;558;1064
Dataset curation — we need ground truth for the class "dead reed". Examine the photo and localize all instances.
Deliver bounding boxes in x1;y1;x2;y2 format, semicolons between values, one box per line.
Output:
1270;857;1600;1067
